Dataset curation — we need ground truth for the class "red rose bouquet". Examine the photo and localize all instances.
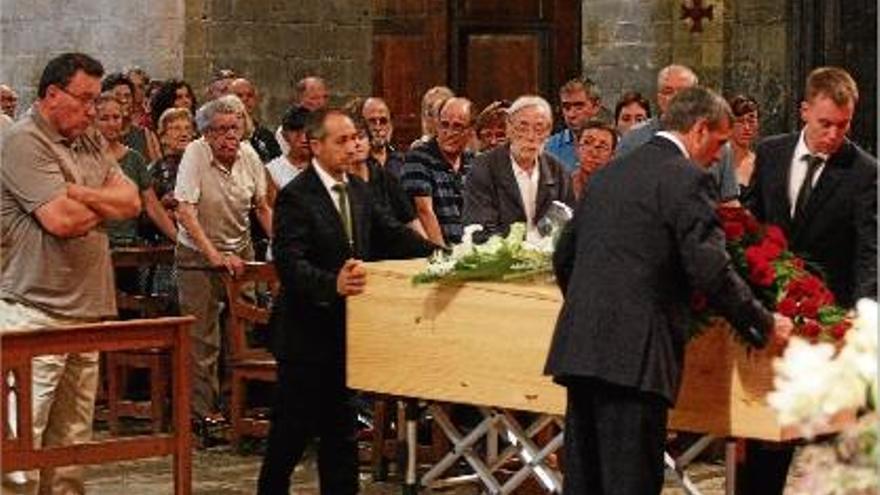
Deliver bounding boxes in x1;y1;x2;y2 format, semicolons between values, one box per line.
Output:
692;206;851;342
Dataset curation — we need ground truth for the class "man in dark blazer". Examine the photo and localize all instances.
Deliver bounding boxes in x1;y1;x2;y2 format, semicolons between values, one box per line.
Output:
257;109;436;495
463;95;574;240
544;87;791;495
742;67;877;494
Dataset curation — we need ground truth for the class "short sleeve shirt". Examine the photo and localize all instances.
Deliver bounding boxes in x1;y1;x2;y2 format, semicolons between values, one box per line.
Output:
0;107;120;319
174;138;267;253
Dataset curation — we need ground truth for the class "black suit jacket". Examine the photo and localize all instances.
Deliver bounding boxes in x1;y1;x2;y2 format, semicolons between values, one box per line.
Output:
270;165;436;371
462;144;575;239
544;136;772;404
748;133;877;307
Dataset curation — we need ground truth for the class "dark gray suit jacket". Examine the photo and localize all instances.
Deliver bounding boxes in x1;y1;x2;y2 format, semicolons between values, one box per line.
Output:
462;144;574;239
544;136;772;405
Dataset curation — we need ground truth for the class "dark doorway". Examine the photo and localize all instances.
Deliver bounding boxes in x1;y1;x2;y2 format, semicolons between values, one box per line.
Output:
789;0;877;153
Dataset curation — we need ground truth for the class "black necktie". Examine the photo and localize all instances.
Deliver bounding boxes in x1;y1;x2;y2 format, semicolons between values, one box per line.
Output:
331;183;353;247
794;154;823;220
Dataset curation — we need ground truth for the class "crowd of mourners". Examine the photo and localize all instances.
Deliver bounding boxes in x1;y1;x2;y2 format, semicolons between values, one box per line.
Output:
1;51;873;495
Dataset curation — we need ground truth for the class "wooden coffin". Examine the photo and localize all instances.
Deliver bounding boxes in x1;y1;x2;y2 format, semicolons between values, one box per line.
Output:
347;259;849;441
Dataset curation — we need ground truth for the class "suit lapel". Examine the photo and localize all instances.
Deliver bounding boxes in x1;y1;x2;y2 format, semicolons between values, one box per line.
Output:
792;140;853;237
303;166;350;250
769;135;799;233
495;150;527;218
535;154;557;220
348;179;368;258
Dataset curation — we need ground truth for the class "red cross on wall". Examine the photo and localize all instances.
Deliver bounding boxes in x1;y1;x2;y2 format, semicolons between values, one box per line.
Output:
681;0;714;33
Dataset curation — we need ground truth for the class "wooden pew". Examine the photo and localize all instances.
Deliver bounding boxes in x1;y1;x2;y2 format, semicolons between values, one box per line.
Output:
1;316;194;494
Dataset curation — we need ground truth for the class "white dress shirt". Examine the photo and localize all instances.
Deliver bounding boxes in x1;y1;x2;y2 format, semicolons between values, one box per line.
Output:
788;130;827;217
312;158;348;213
510;153;540;240
655;131;690;159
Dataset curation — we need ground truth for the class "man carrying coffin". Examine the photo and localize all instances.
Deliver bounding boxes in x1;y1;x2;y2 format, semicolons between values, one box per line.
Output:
544;87;793;495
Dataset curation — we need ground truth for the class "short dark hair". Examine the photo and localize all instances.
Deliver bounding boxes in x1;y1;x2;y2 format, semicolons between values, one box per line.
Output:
101;72;134;95
559;77;600;101
305;108;350;141
150;79;197;130
660;87;732;133
574;119;619;149
281;105;310;132
475;100;511;132
614;91;652;122
728;94;759;117
37;52;104;98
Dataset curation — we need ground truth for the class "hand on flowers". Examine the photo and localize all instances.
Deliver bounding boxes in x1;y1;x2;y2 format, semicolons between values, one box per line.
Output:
337;258;366;296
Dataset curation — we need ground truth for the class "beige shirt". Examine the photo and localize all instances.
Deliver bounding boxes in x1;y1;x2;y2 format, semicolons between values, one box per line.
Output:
174;138;267;253
0;107;120;319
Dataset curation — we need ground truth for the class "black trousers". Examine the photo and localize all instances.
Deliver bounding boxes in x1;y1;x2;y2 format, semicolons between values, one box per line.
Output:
563;378;669;495
256;361;358;495
736;440;794;494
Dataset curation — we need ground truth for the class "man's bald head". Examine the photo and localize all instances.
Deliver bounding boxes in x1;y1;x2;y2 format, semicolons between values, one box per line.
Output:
229;77;258;115
657;64;699;114
362;97;393;148
0;84;18;117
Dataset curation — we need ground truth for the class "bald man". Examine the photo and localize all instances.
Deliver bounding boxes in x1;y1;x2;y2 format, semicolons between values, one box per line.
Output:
361;97;406;178
230;77;281;163
0;84;18;118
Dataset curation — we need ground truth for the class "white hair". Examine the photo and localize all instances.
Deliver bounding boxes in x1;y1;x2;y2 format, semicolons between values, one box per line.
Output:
507;95;553;124
658;64;699;87
195;94;254;138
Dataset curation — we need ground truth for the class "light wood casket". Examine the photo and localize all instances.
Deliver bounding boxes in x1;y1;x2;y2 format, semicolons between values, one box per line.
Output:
347;259;848;441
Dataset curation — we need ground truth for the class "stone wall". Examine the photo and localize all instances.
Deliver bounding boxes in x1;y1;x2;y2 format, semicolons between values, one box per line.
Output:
581;0;789;134
0;0;186;110
184;0;373;128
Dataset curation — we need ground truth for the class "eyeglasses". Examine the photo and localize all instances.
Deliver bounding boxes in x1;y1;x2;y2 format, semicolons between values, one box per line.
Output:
367;117;390;126
578;136;612;153
56;86;99;108
734;116;759;127
209;124;240;135
438;120;470;134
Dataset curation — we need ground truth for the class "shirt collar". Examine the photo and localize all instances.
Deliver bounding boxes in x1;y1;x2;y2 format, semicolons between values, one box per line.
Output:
655;131;690;159
29;104;68;146
795;129;828;161
509;151;540;178
312;158;348;190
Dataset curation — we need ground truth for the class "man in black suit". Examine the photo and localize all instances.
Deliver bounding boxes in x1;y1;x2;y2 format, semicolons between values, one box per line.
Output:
544;87;792;495
257;109;437;494
741;66;877;494
463;95;575;240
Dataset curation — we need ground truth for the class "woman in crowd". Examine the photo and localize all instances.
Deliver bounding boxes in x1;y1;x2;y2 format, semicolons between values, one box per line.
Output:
728;94;761;204
174;95;272;441
125;66;150;128
150;79;198;135
95;93;177;248
147;107;195;238
571;120;618;200
265;105;311;193
103;72;162;161
614;90;651;135
348;115;426;239
473;100;510;152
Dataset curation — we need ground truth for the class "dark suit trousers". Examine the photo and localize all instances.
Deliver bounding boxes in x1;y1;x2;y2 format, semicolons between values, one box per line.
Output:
737;440;794;494
563;378;668;495
256;361;358;495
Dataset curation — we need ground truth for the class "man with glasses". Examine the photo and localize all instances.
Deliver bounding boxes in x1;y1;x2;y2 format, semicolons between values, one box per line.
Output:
463;95;574;241
545;78;603;172
174;95;273;442
401;97;475;246
0;52;141;493
361;97;406;178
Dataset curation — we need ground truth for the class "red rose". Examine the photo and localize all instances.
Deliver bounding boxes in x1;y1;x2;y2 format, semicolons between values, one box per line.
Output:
745;245;769;267
792;258;805;270
830;321;851;340
764;225;788;250
800;297;821;319
744;215;761;234
717;206;744;222
786;277;808;299
802;275;823;294
758;239;783;260
818;288;836;306
690;292;708;312
749;259;776;287
801;320;822;338
723;221;746;241
776;297;799;317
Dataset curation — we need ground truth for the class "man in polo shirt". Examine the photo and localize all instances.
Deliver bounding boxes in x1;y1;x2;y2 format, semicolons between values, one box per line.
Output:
401;97;475;246
0;52;141;493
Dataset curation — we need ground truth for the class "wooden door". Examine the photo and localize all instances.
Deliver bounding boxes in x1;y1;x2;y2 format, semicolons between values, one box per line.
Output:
450;0;581;112
371;0;581;148
372;0;449;149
